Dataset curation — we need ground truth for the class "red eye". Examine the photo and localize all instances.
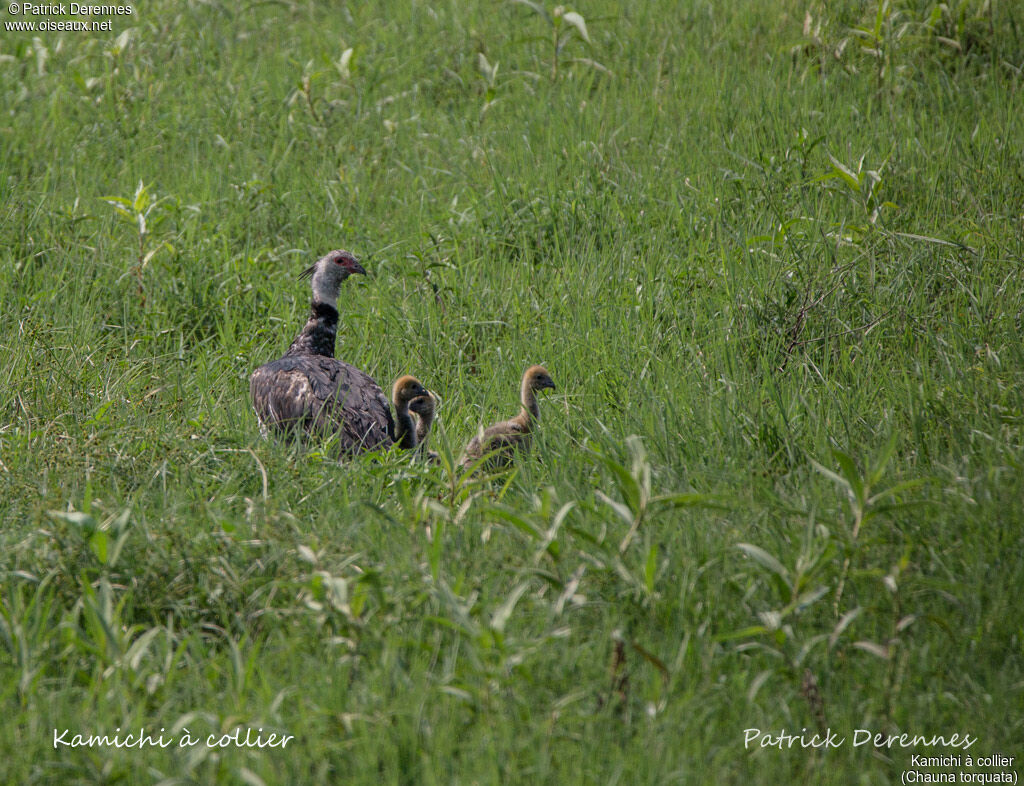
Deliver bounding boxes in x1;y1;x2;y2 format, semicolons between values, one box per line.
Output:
334;257;344;265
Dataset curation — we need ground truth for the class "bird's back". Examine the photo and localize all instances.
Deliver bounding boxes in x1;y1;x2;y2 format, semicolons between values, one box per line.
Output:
460;415;530;469
250;355;394;453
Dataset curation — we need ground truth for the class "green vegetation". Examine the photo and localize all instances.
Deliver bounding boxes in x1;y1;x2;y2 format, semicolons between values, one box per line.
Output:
2;0;1022;782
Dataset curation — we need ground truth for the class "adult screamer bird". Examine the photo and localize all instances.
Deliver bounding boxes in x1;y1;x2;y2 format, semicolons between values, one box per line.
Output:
459;365;556;470
250;250;398;455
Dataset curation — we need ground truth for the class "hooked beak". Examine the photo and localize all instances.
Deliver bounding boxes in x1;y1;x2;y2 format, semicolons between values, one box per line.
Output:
349;260;368;276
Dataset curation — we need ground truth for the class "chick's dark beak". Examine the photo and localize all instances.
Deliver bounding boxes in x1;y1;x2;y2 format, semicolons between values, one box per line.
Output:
349;260;367;276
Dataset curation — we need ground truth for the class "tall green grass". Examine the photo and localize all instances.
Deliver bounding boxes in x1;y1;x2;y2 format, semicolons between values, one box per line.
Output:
2;0;1022;782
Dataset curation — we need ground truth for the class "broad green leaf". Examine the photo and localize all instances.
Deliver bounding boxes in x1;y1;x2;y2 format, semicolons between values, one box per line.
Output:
831;448;865;506
48;510;97;535
758;610;782;630
829;607;863;649
337;47;354;79
868;432;899;486
595;490;635;528
853;640;890;659
491;581;530;633
100;195;133;208
868;478;925;506
551;501;577;531
629;639;669;683
827;153;861;192
747;669;774;701
737;543;791;601
239;767;267;786
569;57;612;76
736;543;791;583
132;181;149;212
795;633;829;666
509;0;551;23
125;627;162;671
489;506;542;539
82;580;121;658
809;457;851;494
651;492;726;511
561;11;591;43
110;507;131;535
89;530;109;565
644;544;658;594
590;450;642;513
478;52;490;73
714;625;768;642
792;584;827;612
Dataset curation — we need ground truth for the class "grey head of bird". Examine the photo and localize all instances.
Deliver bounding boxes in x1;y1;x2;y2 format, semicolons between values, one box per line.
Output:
298;249;366;308
392;375;430;408
524;365;556;393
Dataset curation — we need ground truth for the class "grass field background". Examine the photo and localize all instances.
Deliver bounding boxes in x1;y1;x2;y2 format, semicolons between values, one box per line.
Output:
2;0;1023;782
